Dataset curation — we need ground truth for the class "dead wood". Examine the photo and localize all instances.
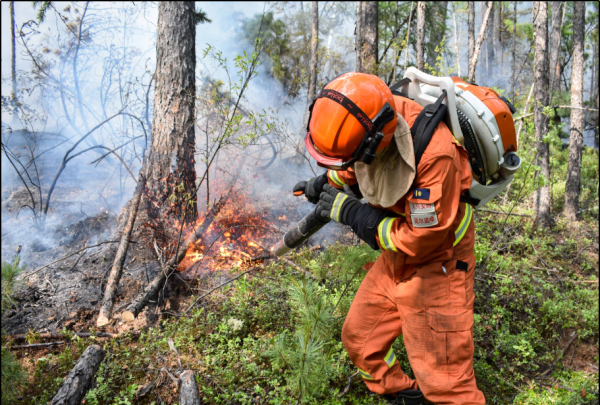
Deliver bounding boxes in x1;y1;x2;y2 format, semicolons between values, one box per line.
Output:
97;175;147;327
179;370;201;405
540;331;579;378
10;341;65;349
122;178;239;322
8;331;138;341
49;344;105;405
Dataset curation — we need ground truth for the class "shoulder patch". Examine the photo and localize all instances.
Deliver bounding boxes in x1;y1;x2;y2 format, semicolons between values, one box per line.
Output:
412;188;430;200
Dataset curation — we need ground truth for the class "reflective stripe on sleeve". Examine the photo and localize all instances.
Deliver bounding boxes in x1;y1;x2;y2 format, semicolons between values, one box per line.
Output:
383;347;397;368
330;193;348;222
358;368;374;380
328;170;345;187
377;217;398;252
453;204;473;246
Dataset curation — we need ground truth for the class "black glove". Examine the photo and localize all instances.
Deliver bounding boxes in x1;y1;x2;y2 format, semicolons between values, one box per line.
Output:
318;184;389;250
293;172;328;204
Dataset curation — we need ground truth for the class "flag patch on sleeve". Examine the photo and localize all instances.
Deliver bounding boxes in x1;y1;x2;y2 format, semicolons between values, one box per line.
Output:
412;188;430;200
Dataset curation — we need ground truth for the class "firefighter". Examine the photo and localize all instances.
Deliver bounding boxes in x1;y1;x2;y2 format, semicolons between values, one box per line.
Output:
294;72;485;405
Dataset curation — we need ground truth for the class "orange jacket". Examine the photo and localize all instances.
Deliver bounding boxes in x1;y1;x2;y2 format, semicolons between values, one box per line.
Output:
328;96;474;266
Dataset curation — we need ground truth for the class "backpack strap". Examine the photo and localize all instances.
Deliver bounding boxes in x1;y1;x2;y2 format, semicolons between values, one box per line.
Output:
389;77;411;98
410;90;448;168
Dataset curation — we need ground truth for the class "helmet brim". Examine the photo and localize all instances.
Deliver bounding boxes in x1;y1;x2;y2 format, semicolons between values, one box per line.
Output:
305;132;348;170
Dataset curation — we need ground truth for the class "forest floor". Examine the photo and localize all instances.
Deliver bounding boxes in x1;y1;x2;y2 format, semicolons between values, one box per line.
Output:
2;191;598;404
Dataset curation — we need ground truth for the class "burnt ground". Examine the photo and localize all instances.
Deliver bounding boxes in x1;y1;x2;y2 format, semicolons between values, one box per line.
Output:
1;159;351;336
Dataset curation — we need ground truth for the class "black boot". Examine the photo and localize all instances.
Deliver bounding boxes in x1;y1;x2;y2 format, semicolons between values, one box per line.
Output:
383;388;424;405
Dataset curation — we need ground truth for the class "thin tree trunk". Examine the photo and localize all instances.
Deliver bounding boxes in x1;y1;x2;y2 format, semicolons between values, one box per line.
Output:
355;1;362;72
511;1;517;100
415;1;426;71
564;1;586;219
426;2;448;69
10;1;17;103
486;2;495;80
452;2;461;77
498;2;503;75
403;1;415;73
302;1;319;133
73;2;90;131
96;175;147;327
144;1;197;242
467;1;494;83
468;1;475;77
533;1;551;228
391;0;400;83
361;1;378;73
49;345;105;405
548;1;564;103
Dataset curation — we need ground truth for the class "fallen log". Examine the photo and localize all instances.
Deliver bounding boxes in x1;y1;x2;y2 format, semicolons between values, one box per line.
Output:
49;344;105;405
179;370;201;405
97;175;147;327
121;166;244;322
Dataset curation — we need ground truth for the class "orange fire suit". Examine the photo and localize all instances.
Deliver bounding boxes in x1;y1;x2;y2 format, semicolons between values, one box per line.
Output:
328;96;485;404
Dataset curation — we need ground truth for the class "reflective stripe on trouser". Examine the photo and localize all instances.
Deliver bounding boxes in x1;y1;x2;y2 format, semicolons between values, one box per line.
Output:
357;347;397;380
341;252;485;403
328;170;345;187
377;204;473;252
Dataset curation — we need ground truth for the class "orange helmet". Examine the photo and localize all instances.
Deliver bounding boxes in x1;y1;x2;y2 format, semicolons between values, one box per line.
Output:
305;72;397;170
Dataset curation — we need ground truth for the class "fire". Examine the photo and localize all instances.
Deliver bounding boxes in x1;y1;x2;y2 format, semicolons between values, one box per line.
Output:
219;246;232;257
173;166;298;277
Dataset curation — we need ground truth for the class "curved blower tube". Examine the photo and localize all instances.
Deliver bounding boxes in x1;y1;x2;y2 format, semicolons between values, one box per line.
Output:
273;207;331;257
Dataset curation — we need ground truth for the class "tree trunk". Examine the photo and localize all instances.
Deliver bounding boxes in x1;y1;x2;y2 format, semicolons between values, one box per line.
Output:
426;2;448;69
144;1;197;244
564;1;586;219
49;345;105;405
302;2;319;133
468;1;475;78
486;2;495;81
467;1;493;83
355;1;363;72
533;1;551;228
511;1;517;100
452;2;461;77
361;1;378;74
548;1;564;102
179;370;201;405
10;1;17;103
415;1;426;71
403;1;415;74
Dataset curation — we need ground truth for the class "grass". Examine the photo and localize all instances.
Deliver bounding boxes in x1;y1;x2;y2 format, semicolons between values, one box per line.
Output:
6;214;598;404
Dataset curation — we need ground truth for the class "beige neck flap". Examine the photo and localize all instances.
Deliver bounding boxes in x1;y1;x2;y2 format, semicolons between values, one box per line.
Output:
354;113;416;208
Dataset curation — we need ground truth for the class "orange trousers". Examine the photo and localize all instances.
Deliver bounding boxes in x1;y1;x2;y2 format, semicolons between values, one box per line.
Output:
341;251;485;404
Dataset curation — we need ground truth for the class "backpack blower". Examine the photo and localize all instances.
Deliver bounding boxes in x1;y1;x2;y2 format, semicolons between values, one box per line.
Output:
274;68;521;257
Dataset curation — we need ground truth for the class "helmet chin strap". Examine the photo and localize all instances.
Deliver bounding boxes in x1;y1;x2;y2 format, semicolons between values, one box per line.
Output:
307;89;396;167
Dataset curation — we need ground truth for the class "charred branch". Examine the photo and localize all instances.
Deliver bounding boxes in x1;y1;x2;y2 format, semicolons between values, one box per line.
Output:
97;175;147;327
49;344;105;405
179;371;201;405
